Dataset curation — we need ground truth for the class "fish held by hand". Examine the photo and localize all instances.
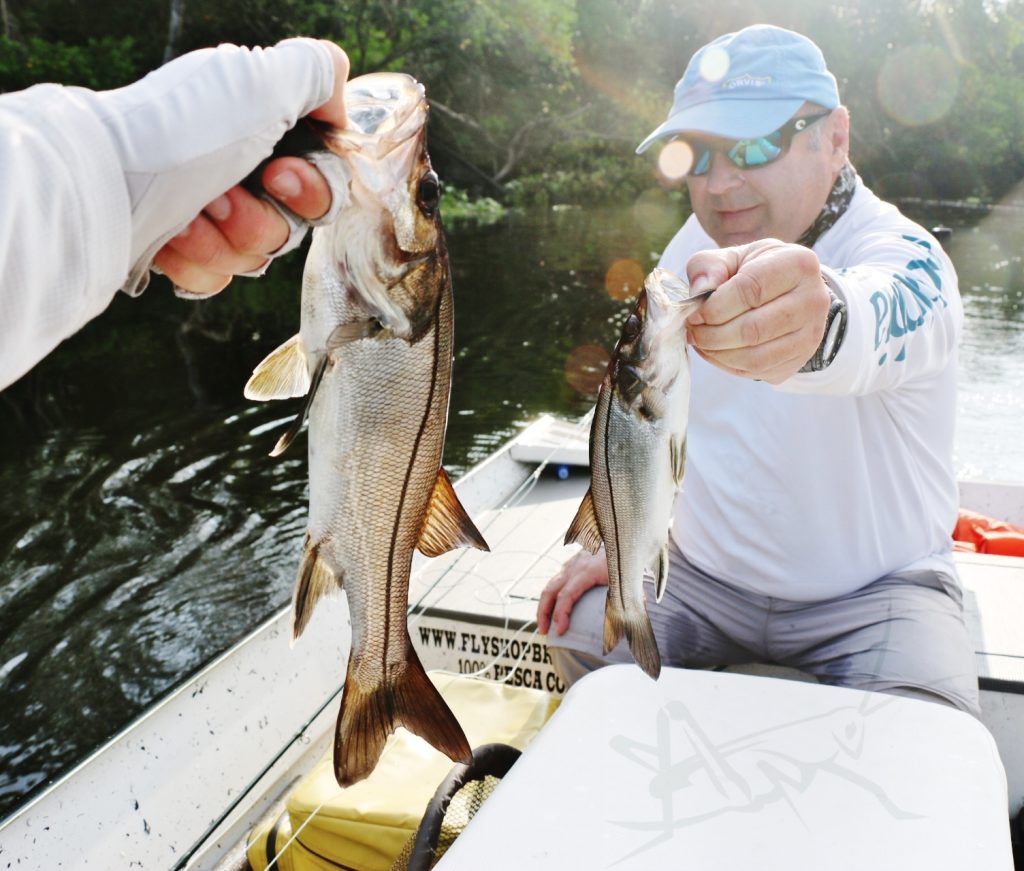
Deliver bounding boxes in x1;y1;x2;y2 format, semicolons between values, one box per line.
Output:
245;72;488;786
565;267;708;680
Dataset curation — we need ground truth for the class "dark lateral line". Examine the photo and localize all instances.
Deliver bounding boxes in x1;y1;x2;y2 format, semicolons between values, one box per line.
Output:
385;280;447;662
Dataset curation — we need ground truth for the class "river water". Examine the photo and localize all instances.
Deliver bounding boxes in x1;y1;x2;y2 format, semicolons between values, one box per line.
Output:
0;198;1021;820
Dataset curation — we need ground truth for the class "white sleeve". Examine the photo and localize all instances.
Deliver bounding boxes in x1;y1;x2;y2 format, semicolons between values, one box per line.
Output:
0;38;336;390
780;230;962;396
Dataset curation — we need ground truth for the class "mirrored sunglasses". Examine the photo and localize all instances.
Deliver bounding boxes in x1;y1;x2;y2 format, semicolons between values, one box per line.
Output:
688;111;832;177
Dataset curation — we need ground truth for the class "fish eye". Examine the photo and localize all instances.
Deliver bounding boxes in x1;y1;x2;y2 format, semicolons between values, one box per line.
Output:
416;171;441;217
621;313;641;342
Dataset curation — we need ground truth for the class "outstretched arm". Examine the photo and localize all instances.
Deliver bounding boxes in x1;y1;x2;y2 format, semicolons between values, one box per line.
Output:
0;38;348;389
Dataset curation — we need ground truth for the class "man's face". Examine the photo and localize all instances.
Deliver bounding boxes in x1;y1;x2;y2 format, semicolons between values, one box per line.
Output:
684;106;849;247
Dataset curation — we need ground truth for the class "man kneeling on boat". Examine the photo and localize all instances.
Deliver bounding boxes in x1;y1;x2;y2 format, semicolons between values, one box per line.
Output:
537;24;979;716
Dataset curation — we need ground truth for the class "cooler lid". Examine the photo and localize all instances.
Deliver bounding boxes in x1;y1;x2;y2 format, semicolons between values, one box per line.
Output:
437;665;1012;870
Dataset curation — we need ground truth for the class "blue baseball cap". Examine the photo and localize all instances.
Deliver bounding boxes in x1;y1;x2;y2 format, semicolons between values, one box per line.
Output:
636;25;840;154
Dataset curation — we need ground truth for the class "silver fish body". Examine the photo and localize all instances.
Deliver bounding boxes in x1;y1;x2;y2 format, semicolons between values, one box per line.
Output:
565;267;706;679
246;73;486;786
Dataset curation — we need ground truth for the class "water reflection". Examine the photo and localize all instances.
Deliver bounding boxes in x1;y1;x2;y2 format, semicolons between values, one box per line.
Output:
0;198;1021;820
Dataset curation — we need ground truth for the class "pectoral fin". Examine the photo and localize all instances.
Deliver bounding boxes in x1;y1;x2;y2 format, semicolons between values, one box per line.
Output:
270;353;329;457
417;468;490;557
670;435;687;485
639;386;667;421
564;487;603;553
326;319;383;352
244;333;311;401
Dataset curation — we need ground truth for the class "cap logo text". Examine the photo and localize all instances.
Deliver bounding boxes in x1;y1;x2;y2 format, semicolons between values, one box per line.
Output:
721;74;773;90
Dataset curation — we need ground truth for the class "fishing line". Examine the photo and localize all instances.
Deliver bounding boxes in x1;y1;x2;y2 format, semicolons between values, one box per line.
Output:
170;680;344;870
422;526;570;684
407;414;591;622
263;787;343;869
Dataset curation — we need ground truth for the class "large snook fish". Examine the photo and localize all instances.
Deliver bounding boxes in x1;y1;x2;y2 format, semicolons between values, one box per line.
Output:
244;73;488;787
565;267;708;680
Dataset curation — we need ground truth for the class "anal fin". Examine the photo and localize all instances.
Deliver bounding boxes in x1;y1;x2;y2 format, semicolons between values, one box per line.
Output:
564;486;603;553
654;545;669;603
333;640;472;787
291;535;341;641
416;468;490;557
670;435;687;485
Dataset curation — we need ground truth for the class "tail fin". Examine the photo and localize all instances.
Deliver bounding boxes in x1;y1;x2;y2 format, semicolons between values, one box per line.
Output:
333;640;472;787
604;600;662;681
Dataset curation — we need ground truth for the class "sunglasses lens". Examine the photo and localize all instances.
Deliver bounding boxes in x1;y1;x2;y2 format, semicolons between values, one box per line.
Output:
738;137;783;168
691;147;712;176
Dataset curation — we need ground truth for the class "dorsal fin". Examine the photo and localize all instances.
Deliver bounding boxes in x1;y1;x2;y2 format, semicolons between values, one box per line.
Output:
416;468;490;557
564;486;603;553
244;334;311;401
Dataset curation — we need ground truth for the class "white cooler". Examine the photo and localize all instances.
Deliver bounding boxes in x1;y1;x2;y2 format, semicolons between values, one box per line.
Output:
436;665;1012;870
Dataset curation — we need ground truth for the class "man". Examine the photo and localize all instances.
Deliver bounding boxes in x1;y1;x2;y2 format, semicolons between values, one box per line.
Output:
537;24;978;715
0;38;348;389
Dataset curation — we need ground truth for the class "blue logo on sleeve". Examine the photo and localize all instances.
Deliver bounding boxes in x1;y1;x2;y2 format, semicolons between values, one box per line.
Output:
868;236;948;366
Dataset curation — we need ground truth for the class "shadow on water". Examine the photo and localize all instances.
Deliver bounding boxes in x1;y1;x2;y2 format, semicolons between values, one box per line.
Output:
0;196;1021;819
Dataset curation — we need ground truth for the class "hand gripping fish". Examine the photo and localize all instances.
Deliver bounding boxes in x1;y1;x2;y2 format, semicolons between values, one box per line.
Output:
565;268;709;680
244;73;488;786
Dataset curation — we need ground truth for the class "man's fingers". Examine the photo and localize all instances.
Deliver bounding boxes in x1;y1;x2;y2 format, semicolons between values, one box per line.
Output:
694;335;809;380
165;213;269;276
688;290;808;352
687;241;820;326
537;551;609;636
202;185;295;256
262;156;334;223
309;40;349;129
153;245;233;297
536;574;565;635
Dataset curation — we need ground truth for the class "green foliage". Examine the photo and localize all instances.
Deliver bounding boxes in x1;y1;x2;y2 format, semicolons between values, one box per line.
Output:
0;35;140;92
440;185;506;224
3;0;1024;204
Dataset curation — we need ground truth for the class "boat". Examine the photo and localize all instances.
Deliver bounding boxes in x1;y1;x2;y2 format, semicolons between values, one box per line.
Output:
0;414;1020;868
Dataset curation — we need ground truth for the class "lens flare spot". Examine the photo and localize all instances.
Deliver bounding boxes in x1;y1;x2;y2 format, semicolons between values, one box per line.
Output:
604;258;645;301
565;344;610;397
877;45;959;127
657;140;694;181
699;46;731;83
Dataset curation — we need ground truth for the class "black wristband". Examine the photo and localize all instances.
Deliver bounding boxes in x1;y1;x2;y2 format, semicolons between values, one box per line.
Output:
799;279;847;373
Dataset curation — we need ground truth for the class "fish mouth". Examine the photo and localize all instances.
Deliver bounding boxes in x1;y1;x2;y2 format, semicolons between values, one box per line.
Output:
325;73;428;160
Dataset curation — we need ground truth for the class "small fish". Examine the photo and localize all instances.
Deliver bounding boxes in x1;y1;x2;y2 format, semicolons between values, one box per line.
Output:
245;73;487;786
564;267;708;680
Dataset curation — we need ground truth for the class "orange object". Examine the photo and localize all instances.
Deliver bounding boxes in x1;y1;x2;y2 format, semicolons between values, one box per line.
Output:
953;509;1024;557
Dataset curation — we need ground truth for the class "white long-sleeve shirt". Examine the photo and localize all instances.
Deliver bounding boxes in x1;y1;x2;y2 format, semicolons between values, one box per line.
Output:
0;39;336;389
664;179;962;600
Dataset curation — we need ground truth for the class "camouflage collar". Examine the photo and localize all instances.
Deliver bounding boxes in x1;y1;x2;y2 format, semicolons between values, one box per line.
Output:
796;162;857;249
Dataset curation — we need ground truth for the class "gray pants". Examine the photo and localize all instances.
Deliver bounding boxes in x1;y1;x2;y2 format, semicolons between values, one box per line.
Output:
547;538;980;717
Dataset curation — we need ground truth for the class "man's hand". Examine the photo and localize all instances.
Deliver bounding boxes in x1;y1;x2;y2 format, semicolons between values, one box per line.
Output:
537;549;609;636
154;40;349;296
685;240;831;384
